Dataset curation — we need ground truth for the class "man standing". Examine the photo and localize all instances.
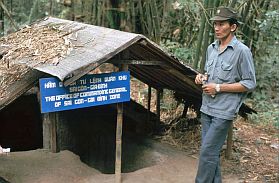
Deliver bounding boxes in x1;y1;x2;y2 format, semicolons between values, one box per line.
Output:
195;7;256;183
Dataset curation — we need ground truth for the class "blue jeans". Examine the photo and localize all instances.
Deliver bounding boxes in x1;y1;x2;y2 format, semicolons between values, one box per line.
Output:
195;113;232;183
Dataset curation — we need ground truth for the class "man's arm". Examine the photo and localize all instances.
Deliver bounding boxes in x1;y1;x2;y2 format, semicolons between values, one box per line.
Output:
202;82;248;95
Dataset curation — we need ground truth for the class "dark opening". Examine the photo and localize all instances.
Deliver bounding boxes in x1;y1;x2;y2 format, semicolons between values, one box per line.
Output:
0;95;43;151
57;102;157;174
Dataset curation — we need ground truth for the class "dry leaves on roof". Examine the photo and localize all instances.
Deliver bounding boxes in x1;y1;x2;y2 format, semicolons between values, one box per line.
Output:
0;23;76;98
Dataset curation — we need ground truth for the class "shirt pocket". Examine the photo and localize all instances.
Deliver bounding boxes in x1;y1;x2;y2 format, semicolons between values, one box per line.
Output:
206;59;214;75
218;60;233;82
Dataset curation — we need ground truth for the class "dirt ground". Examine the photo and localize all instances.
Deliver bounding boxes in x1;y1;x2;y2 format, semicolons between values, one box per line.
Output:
0;140;240;183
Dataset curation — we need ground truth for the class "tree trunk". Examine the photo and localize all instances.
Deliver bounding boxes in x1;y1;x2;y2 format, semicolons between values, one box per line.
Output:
0;0;18;30
150;0;161;43
200;0;214;71
193;0;209;70
138;0;146;34
0;3;3;36
229;0;237;8
129;0;136;32
90;0;97;24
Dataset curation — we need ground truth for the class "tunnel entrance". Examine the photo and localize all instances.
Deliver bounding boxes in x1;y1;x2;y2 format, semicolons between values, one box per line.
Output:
0;94;43;152
0;93;159;174
56;102;158;174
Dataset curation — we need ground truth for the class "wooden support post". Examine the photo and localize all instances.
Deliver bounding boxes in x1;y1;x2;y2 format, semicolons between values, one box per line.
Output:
225;123;233;159
115;102;123;183
146;85;151;125
42;113;58;153
155;89;162;132
115;62;128;183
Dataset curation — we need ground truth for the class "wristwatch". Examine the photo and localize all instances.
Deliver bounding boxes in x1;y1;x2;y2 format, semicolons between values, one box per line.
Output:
215;84;220;93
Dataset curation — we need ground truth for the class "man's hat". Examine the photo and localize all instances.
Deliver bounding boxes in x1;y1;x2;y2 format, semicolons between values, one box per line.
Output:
210;7;239;21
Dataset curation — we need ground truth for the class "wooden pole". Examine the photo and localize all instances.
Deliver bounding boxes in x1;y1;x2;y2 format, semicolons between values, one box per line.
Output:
225;123;233;159
155;89;161;132
115;61;128;183
115;102;123;183
146;85;151;125
42;112;58;153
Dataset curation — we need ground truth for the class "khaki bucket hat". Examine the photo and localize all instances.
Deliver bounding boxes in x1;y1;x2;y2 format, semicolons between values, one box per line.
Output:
210;7;239;21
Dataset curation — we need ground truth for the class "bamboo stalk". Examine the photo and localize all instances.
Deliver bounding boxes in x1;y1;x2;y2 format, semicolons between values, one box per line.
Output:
138;0;146;34
150;0;161;43
106;0;116;28
130;0;136;32
145;1;153;38
0;0;18;30
90;0;97;24
97;0;102;25
200;0;214;70
193;0;209;70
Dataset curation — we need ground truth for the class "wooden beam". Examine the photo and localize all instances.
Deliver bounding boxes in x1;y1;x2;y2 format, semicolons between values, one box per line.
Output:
109;59;168;66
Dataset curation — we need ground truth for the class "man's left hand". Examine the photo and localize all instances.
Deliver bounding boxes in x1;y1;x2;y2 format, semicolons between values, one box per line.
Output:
202;83;217;95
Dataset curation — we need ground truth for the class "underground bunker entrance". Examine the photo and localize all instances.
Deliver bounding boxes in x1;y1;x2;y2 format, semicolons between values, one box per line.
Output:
0;94;43;152
57;104;159;174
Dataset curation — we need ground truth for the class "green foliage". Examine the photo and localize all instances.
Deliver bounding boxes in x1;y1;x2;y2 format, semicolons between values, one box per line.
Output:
160;40;195;66
248;8;279;127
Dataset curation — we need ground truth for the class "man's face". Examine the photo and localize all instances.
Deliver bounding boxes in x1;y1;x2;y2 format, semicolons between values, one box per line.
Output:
213;20;236;40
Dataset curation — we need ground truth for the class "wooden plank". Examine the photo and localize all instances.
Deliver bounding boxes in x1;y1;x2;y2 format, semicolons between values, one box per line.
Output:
0;70;44;111
109;59;168;66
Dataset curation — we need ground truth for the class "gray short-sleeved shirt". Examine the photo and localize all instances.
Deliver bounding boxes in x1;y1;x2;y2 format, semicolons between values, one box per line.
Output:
200;36;256;120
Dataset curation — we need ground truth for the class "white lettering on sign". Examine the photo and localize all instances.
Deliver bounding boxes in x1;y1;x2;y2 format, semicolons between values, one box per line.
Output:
74;99;84;105
80;79;86;85
97;96;107;102
104;76;116;82
44;81;56;89
45;96;56;102
69;85;88;92
89;78;102;84
90;83;108;90
118;75;127;80
88;97;95;103
108;87;127;94
110;94;120;99
54;101;61;107
64;100;72;106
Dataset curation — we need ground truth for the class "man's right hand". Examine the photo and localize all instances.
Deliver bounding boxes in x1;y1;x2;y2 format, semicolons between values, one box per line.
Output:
195;74;203;85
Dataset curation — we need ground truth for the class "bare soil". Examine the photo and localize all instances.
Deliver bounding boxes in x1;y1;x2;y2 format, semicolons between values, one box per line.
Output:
0;140;239;183
0;118;277;183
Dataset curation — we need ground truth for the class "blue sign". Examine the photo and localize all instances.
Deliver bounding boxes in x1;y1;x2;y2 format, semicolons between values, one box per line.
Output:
39;71;130;113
